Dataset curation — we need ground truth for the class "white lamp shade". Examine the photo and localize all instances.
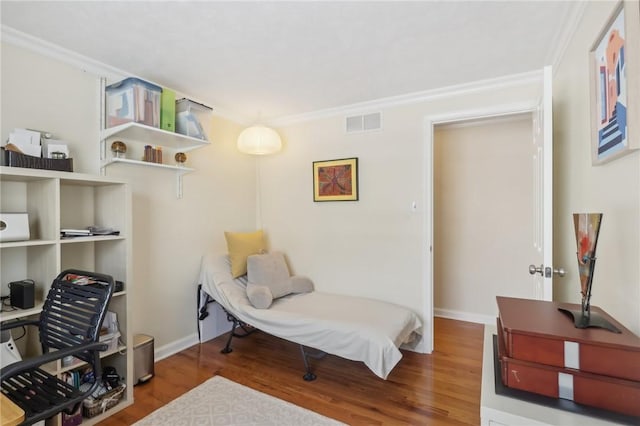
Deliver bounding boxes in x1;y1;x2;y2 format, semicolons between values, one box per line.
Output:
237;126;282;155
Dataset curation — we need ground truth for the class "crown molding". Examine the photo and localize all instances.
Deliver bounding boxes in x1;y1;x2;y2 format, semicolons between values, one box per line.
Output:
545;1;589;75
5;19;576;130
1;25;128;82
268;69;543;127
270;2;589;128
1;25;248;125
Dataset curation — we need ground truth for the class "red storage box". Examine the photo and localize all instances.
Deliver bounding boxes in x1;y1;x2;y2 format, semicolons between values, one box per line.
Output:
497;296;640;381
496;316;640;417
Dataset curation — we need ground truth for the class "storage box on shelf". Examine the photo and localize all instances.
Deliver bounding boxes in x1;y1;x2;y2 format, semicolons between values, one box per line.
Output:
105;77;161;129
175;98;211;140
0;166;133;424
2;147;74;172
83;384;126;419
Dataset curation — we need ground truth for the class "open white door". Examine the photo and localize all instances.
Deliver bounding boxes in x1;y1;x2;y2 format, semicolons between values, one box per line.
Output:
423;66;558;353
529;66;564;300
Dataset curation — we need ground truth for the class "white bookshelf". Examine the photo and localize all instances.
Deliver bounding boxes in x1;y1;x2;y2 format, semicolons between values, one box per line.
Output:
0;166;133;425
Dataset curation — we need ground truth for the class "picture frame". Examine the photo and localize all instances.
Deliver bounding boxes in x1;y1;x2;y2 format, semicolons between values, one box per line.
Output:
589;0;640;165
313;157;358;202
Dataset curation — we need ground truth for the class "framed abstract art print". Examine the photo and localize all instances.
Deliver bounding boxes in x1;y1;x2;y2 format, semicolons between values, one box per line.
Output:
312;157;358;202
589;0;640;165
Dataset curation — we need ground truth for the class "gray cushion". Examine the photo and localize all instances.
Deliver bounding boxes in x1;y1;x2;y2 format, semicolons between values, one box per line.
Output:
246;284;273;309
246;252;314;309
289;275;314;293
247;251;291;298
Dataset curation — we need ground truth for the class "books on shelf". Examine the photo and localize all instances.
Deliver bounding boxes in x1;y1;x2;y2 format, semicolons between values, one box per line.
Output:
61;229;91;237
61;226;120;238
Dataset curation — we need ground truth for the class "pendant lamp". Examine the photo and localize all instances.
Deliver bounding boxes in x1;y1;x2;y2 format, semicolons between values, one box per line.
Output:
237;126;282;155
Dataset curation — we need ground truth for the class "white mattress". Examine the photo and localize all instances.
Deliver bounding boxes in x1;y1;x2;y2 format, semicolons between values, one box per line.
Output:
198;253;423;379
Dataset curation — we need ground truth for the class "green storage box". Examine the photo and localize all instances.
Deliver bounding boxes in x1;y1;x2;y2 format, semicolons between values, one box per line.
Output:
161;88;176;132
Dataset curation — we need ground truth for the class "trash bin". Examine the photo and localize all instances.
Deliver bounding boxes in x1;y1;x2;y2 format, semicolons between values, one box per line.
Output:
133;334;154;385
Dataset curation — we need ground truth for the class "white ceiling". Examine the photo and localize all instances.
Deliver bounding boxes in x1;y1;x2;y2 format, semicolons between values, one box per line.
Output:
1;1;583;123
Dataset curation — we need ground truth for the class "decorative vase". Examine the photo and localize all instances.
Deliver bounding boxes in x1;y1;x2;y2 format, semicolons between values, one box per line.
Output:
558;213;620;332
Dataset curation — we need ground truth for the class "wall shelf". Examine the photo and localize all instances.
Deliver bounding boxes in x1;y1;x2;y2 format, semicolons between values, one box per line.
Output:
102;157;194;173
99;78;211;199
101;122;209;152
100;157;194;198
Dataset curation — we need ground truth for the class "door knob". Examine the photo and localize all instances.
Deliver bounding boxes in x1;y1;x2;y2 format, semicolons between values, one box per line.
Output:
529;264;566;277
529;264;543;276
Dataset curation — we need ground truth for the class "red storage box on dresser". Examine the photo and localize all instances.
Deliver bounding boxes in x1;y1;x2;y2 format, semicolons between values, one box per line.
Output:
496;296;640;419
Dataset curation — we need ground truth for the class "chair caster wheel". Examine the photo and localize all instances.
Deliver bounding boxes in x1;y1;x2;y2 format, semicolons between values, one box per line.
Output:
303;372;316;381
220;347;233;354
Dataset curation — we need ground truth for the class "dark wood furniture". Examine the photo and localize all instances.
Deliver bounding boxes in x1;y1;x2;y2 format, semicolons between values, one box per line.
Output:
496;296;640;418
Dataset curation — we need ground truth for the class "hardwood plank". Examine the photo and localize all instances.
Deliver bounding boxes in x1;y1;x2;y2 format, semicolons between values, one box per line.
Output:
98;317;484;425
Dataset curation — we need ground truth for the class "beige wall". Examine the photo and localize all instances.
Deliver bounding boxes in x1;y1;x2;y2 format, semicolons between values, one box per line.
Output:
259;80;541;341
0;42;257;351
1;43;99;173
554;1;640;334
434;115;534;319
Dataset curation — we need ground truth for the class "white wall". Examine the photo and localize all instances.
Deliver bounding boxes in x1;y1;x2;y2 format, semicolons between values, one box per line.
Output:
0;42;257;351
1;43;99;173
434;115;534;320
261;2;640;339
554;1;640;334
259;78;541;342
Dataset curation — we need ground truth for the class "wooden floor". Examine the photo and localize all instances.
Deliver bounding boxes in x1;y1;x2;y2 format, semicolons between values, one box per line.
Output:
98;317;484;425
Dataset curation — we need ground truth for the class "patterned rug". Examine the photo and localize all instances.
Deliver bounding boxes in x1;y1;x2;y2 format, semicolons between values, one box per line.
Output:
133;375;345;425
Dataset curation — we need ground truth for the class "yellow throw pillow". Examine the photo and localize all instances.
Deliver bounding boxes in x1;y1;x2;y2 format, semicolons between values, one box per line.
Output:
224;230;266;278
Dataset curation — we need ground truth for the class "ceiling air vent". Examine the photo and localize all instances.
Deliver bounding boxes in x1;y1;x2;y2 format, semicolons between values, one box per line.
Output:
345;112;381;133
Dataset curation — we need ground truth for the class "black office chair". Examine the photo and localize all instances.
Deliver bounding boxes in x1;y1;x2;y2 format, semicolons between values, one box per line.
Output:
1;269;114;426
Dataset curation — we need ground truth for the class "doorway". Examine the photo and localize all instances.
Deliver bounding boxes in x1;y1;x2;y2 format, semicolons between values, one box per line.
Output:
432;114;536;324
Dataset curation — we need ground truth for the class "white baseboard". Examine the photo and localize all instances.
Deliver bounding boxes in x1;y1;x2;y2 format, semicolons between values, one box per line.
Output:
154;332;199;362
434;308;495;325
153;309;491;362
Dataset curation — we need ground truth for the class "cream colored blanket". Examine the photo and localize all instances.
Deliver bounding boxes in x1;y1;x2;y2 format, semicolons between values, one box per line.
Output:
199;253;422;379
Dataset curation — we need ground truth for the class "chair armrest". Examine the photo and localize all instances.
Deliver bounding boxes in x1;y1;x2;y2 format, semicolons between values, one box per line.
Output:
0;319;40;331
1;341;108;379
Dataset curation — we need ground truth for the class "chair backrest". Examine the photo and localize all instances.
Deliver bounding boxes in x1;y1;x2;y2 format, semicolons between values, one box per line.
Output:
39;270;114;363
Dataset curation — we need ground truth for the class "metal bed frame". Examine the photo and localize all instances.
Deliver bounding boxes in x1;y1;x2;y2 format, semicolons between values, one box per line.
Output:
197;285;325;380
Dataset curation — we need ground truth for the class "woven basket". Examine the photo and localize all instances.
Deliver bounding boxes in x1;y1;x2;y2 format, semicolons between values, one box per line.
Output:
82;384;126;418
2;148;73;172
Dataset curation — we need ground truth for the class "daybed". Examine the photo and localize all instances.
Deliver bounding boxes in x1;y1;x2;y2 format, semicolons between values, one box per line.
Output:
198;252;423;380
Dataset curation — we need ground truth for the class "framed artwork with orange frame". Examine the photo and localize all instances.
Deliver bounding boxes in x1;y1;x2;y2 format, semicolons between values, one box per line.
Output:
313;157;358;202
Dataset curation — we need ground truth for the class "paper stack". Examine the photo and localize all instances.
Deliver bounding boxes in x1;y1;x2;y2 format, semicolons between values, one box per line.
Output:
7;128;42;157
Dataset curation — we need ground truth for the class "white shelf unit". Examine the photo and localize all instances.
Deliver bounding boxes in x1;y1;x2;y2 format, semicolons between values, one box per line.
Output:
99;121;209;199
99;79;212;199
101;121;210;152
0;166;133;426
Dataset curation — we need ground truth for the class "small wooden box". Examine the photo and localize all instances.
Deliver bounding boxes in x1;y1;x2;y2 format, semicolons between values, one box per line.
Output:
497;296;640;381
